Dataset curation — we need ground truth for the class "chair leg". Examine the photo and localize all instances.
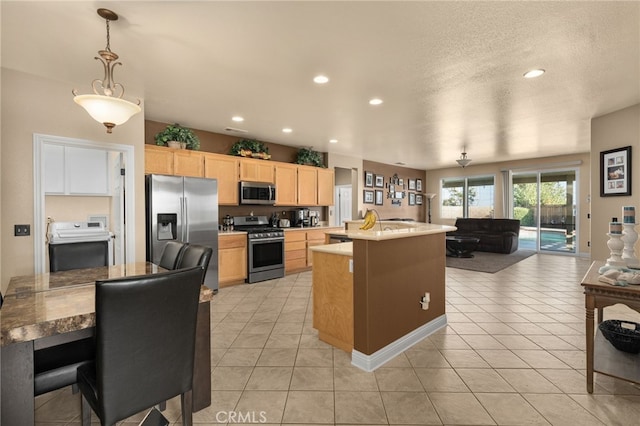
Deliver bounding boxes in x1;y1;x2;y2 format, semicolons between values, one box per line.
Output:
157;400;166;411
81;394;92;426
72;383;79;394
181;390;193;426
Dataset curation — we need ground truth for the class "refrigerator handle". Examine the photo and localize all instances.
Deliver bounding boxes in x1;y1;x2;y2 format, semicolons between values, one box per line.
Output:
184;197;189;242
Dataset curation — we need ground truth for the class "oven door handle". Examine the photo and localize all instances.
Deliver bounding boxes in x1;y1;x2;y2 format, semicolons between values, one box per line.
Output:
250;237;284;243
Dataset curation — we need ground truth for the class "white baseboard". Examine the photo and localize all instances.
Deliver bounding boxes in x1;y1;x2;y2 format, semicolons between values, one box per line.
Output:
351;314;447;372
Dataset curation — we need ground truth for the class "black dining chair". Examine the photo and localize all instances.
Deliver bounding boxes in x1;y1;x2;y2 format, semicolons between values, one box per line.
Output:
176;244;213;282
77;266;204;426
158;241;188;270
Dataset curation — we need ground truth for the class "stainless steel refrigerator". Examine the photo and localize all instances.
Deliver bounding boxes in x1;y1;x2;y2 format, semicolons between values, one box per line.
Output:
145;174;219;292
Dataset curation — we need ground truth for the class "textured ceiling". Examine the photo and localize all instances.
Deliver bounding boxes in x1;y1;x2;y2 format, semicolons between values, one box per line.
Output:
2;1;639;169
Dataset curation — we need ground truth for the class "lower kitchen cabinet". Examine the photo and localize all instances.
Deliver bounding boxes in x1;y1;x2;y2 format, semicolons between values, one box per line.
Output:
219;234;247;286
285;227;344;272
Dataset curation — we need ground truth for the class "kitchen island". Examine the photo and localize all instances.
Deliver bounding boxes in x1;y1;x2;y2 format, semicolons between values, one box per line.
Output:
310;222;455;371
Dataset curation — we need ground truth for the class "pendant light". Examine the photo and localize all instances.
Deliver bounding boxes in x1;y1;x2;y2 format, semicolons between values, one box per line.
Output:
72;9;141;133
456;147;472;168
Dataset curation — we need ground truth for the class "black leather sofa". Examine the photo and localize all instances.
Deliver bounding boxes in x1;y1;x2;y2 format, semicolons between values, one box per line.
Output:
447;218;520;254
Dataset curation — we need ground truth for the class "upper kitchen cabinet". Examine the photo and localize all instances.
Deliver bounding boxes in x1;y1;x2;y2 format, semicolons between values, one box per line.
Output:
44;144;109;195
274;163;298;206
204;153;239;205
144;145;174;175
297;165;318;206
239;157;274;183
317;168;335;206
173;150;204;177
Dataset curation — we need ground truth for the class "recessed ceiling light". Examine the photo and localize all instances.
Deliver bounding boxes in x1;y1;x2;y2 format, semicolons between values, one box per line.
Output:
369;98;383;105
313;75;329;84
282;128;293;133
232;116;244;122
523;69;545;78
329;139;338;144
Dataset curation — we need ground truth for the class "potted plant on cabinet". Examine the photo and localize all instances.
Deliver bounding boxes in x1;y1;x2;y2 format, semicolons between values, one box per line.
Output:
230;138;271;159
154;123;200;150
295;147;324;167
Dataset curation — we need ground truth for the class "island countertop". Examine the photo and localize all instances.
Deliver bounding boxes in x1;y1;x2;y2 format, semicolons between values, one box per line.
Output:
332;223;455;241
310;242;353;256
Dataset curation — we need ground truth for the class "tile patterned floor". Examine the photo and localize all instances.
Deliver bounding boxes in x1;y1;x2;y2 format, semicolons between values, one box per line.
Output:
35;254;640;425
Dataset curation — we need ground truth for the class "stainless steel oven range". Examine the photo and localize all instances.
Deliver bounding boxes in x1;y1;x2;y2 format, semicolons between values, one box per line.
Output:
233;216;285;283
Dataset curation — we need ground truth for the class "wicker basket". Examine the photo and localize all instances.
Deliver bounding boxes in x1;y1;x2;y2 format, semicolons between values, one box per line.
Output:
599;320;640;354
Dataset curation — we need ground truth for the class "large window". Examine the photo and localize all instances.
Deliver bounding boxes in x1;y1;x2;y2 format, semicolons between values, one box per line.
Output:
441;175;495;219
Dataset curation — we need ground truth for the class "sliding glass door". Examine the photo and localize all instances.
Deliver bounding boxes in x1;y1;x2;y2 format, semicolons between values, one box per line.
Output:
512;170;577;254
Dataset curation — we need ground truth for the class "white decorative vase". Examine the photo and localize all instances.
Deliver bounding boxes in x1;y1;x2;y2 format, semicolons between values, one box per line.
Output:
622;223;640;268
167;141;181;149
606;232;626;267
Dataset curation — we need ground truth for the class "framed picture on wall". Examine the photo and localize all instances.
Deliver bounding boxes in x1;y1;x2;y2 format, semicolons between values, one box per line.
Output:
375;190;383;205
375;175;384;187
416;179;422;192
409;192;416;205
601;146;632;197
363;190;374;203
364;171;373;187
416;194;423;205
408;179;416;190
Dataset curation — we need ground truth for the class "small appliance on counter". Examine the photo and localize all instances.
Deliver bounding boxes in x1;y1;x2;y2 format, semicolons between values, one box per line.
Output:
309;211;319;227
279;218;291;228
222;215;234;231
292;208;310;227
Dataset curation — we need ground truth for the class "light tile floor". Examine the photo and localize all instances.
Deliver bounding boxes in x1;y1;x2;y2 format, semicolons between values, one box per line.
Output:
35;254;640;425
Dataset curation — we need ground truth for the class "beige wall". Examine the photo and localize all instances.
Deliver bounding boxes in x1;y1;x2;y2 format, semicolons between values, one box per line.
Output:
591;104;640;262
426;153;591;255
0;69;146;293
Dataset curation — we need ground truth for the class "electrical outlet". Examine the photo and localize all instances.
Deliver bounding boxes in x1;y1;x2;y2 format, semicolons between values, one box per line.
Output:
14;224;30;236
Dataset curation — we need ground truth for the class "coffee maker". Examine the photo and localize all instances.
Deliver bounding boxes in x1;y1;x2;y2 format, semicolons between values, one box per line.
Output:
292;208;310;227
309;211;319;227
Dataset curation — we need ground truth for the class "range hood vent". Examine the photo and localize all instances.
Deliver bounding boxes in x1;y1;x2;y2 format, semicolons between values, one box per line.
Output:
224;127;248;134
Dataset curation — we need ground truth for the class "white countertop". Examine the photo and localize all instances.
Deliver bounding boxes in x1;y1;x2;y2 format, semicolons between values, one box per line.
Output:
309;242;353;256
335;223;456;241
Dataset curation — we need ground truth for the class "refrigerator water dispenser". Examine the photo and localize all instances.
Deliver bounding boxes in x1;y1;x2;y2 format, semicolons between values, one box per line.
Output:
157;213;177;240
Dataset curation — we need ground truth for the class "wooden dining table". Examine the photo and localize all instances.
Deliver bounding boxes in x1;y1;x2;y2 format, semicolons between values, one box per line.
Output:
0;262;214;425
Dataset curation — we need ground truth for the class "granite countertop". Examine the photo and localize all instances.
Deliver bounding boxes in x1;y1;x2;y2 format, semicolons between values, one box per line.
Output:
309;242;353;256
1;262;214;346
219;230;247;236
283;225;344;231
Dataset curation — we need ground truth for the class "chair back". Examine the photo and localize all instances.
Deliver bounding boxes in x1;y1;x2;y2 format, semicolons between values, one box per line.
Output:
49;241;109;272
158;241;188;270
94;266;203;425
177;245;213;282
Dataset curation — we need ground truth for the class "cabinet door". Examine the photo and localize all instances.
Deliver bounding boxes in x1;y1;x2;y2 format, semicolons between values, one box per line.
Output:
317;168;335;206
297;166;318;206
240;158;274;183
219;234;247;284
66;146;109;195
174;150;204;177
204;153;239;205
274;164;298;206
285;231;307;272
145;145;174;175
43;144;65;194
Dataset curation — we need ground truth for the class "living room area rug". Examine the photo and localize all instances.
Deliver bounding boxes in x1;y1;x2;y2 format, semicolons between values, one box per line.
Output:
446;250;536;273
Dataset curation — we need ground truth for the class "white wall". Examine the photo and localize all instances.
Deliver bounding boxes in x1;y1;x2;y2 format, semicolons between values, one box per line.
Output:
591;104;640;262
0;69;145;293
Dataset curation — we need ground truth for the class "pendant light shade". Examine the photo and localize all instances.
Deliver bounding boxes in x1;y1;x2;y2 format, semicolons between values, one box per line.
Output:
73;9;140;133
456;147;472;168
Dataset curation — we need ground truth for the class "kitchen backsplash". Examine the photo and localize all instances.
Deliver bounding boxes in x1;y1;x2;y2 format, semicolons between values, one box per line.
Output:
219;205;324;223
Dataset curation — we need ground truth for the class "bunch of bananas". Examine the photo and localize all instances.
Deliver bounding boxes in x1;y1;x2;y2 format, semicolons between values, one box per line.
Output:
359;209;377;230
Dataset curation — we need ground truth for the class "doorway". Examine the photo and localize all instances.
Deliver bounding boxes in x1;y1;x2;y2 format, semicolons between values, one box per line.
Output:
512;169;577;254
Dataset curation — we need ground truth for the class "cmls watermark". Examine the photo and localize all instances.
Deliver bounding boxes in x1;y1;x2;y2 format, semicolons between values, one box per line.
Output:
216;411;268;423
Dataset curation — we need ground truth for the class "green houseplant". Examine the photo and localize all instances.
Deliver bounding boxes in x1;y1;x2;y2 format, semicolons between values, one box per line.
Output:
154;123;200;150
295;147;324;167
230;138;271;159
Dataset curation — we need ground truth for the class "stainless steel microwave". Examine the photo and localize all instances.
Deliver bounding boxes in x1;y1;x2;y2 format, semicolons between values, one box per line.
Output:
239;181;276;205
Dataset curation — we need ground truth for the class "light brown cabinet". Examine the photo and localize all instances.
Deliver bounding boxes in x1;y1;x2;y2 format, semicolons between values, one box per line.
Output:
219;234;247;286
275;163;298;206
285;231;307;273
174;150;204;177
204;153;239;205
239;157;274;183
317;168;335;206
297;165;318;206
285;227;344;272
145;145;174;175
